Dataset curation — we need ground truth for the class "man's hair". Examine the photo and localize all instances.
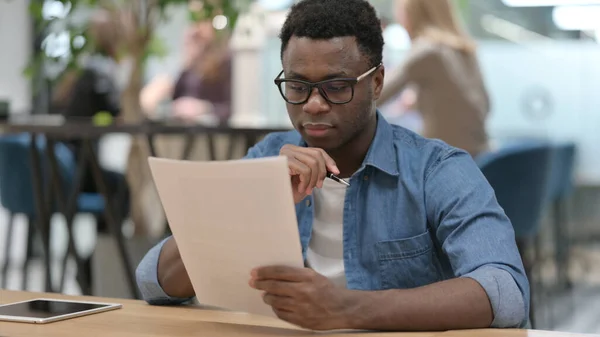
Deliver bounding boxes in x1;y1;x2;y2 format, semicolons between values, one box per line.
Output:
279;0;384;68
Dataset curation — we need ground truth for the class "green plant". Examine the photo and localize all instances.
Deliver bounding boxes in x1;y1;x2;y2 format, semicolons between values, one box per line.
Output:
454;0;471;25
25;0;249;101
21;0;252;235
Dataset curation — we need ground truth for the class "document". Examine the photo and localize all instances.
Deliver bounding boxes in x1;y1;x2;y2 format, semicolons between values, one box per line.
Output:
148;156;304;318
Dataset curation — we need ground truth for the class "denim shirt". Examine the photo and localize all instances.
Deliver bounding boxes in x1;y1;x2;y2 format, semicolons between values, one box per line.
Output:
136;113;529;328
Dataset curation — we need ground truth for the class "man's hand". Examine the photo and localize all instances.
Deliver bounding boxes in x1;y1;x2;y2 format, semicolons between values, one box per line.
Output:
249;266;356;331
279;145;340;204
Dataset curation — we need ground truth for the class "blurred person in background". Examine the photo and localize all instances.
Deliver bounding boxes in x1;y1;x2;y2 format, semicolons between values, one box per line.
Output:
377;0;490;157
140;0;232;125
53;9;121;120
52;8;129;230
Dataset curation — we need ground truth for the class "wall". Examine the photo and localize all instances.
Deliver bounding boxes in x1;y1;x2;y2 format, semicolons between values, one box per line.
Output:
344;40;600;186
0;0;32;114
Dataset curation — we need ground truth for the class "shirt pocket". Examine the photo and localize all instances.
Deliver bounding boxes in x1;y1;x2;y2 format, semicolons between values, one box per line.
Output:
376;230;442;289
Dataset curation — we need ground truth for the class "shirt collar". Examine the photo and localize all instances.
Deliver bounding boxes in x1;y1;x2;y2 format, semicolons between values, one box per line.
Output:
361;110;399;176
297;110;399;177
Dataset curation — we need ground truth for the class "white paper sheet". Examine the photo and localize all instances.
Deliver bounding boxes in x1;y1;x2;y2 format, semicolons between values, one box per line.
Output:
148;156;304;318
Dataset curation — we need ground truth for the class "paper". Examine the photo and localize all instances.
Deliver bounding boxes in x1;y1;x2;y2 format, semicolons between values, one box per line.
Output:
148;156;304;318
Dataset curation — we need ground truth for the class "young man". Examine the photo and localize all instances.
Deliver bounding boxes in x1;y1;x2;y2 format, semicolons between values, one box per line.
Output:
136;0;528;331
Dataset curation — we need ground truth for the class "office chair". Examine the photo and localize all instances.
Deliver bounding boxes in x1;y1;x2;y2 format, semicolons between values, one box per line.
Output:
477;141;554;328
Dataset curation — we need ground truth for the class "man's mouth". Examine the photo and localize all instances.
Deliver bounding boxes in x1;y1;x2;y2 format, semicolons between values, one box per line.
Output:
302;122;334;137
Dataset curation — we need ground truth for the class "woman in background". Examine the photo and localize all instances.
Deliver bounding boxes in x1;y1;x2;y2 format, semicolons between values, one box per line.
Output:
377;0;490;157
141;2;232;125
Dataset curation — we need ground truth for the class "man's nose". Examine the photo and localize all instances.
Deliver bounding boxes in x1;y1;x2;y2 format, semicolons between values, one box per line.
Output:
302;88;330;115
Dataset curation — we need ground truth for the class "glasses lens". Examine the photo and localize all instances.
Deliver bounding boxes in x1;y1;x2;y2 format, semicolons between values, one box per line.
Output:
321;81;353;103
280;81;310;103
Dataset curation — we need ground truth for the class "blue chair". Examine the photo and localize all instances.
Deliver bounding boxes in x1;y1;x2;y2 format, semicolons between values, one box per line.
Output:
477;141;554;328
0;133;106;292
545;142;577;289
477;141;553;238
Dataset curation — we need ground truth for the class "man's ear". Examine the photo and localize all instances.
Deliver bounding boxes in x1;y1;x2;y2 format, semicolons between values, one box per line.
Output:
372;65;385;100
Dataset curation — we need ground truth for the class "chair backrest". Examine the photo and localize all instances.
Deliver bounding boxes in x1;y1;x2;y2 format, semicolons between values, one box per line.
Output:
0;134;75;215
477;141;553;239
545;142;577;202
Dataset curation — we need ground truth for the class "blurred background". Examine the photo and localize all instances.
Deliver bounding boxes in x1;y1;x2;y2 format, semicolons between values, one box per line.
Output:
0;0;599;333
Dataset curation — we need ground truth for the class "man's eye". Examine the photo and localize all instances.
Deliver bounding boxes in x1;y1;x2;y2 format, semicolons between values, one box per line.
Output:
288;84;307;92
324;82;350;91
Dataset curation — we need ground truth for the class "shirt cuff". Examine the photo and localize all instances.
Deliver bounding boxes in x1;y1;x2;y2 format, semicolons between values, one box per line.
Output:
135;237;194;305
463;266;527;328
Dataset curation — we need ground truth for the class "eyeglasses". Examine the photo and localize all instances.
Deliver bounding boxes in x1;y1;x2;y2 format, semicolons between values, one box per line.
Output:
273;64;381;105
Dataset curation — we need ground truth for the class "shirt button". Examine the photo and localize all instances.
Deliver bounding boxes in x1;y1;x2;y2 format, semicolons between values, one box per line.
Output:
305;199;311;207
363;175;369;181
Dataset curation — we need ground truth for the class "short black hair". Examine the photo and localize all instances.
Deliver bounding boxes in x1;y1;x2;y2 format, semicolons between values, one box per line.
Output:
279;0;384;68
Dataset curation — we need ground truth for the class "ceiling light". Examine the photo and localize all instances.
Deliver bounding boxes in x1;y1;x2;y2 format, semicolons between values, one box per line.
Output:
553;5;600;30
212;15;228;30
502;0;600;7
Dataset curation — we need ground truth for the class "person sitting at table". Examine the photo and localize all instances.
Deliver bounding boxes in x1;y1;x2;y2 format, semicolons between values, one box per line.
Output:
136;0;528;331
52;8;129;228
140;1;232;125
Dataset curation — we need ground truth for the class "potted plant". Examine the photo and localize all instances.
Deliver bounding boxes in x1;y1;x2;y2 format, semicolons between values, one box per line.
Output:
24;0;250;234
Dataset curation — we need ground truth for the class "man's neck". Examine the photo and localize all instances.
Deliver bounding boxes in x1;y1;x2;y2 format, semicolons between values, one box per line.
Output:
327;115;378;178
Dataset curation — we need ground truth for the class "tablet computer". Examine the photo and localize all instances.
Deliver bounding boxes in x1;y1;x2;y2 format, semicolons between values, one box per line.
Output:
0;298;122;324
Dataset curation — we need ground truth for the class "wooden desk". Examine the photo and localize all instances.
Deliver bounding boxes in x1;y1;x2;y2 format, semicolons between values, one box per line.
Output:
0;291;591;337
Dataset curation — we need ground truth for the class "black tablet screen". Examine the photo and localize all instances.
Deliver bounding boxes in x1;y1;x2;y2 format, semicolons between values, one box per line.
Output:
0;300;109;319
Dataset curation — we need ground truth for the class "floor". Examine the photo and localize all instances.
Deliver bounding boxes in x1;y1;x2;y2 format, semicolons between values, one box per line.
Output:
1;208;600;334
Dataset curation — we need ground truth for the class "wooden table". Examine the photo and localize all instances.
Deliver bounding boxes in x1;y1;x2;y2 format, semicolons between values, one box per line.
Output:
0;291;592;337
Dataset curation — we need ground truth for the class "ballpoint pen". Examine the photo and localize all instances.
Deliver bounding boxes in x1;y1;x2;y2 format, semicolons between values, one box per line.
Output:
326;171;350;187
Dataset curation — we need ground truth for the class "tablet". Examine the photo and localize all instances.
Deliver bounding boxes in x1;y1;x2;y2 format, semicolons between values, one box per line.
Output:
0;298;122;324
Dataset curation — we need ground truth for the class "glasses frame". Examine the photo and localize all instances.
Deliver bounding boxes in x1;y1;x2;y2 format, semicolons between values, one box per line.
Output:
273;64;382;105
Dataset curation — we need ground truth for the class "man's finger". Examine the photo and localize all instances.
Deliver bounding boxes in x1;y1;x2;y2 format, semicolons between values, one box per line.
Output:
252;266;313;282
287;158;310;193
272;307;298;325
262;293;296;311
281;145;332;192
292;151;323;194
250;279;297;296
309;149;328;189
316;148;339;174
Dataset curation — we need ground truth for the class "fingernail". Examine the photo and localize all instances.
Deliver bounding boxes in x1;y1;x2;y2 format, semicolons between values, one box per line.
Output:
333;166;340;174
306;188;312;195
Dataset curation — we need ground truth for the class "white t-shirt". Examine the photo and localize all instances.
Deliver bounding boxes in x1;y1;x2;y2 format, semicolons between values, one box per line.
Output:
305;178;348;288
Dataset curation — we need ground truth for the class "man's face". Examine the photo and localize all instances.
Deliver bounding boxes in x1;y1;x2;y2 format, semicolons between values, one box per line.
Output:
281;36;384;151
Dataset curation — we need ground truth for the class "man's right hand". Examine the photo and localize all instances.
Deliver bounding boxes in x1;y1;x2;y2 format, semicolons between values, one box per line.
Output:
279;145;339;204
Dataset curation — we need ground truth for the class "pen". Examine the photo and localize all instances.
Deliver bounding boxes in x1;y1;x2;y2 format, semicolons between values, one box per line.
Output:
326;171;350;187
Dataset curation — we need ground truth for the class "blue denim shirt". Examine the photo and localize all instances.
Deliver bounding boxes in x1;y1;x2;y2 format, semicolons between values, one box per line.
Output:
136;114;529;328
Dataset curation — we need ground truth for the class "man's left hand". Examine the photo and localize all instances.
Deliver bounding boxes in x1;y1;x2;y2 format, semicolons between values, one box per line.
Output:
249;266;356;331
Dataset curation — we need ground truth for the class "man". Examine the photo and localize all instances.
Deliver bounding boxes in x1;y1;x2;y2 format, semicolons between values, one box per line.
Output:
136;0;529;331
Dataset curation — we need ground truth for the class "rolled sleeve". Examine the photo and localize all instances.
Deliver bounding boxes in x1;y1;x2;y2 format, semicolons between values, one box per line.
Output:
135;237;193;305
425;149;530;328
464;266;526;328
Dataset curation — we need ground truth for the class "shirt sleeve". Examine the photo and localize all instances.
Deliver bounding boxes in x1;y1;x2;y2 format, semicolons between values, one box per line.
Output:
424;148;530;328
135;237;194;305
